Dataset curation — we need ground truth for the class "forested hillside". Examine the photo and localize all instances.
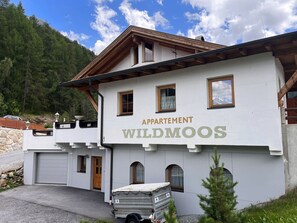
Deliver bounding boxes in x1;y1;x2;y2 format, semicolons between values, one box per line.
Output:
0;0;96;120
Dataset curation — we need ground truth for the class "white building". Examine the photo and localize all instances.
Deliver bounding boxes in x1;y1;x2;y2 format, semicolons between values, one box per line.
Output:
23;26;297;216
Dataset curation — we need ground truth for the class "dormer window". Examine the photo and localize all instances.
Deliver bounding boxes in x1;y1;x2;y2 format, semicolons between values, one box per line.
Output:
143;42;154;62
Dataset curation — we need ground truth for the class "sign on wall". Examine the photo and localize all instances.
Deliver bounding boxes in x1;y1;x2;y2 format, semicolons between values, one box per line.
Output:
122;116;227;139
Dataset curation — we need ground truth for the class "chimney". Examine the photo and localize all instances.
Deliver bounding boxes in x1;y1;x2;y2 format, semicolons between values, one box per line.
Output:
195;35;205;41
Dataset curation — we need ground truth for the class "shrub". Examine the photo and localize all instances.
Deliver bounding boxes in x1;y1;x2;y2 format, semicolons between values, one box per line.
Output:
198;150;246;223
163;199;179;223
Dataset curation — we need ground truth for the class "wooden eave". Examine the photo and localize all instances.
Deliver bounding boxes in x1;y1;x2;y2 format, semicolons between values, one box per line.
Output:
62;31;297;92
72;26;225;80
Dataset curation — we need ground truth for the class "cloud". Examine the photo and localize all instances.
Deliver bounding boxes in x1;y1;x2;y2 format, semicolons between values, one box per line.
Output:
153;11;169;28
90;0;121;54
182;0;297;45
60;30;90;42
156;0;163;5
119;0;169;30
185;12;200;22
89;0;170;54
176;30;185;36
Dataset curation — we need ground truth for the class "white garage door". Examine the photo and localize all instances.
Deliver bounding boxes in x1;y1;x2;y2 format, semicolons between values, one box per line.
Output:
36;153;68;185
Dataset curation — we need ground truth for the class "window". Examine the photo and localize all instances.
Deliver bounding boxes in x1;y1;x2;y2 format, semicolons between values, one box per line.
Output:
119;91;133;115
77;155;86;173
210;168;234;192
133;46;139;65
157;84;176;112
208;76;235;108
166;165;184;192
143;42;153;62
223;168;233;183
130;162;144;184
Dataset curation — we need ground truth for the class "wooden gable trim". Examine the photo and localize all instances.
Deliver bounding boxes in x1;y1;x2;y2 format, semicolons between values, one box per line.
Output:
72;26;225;81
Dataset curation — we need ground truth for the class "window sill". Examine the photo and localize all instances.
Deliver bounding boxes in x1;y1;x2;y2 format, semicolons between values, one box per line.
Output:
77;171;86;174
117;113;133;117
130;182;144;185
208;105;235;110
156;110;176;114
171;188;184;193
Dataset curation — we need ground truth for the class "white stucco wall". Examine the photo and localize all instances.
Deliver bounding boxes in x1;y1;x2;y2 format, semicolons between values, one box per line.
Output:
23;130;56;150
23;151;35;185
68;148;106;190
112;145;285;215
23;148;107;193
100;53;284;154
110;54;131;72
160;45;191;60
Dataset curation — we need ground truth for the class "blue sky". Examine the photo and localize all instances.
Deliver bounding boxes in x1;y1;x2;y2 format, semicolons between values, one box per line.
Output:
11;0;297;54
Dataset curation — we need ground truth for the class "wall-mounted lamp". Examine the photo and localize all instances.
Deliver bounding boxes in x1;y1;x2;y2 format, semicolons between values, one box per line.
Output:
55;112;60;122
25;121;30;130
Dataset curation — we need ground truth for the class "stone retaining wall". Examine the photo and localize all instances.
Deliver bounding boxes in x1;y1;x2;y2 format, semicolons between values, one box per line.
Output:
0;127;23;154
0;166;23;190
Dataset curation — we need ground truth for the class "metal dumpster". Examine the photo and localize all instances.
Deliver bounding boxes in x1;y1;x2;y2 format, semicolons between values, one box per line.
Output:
112;182;172;223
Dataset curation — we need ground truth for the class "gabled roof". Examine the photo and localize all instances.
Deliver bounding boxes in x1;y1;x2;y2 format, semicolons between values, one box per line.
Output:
62;30;297;92
72;25;225;80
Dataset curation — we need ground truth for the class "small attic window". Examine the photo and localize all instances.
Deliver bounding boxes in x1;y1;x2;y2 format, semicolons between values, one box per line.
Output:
143;42;154;62
133;46;139;65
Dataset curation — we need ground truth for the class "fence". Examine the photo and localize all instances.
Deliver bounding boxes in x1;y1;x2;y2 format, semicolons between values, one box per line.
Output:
0;118;45;130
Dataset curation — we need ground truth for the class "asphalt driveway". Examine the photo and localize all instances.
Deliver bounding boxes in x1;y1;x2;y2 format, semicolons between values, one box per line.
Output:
0;185;117;223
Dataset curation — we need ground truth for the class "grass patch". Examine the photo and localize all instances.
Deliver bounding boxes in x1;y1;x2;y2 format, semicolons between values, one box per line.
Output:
244;188;297;223
0;181;21;193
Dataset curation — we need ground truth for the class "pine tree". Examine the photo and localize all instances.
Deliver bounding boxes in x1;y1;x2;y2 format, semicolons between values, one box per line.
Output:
163;200;179;223
198;150;245;223
0;2;95;116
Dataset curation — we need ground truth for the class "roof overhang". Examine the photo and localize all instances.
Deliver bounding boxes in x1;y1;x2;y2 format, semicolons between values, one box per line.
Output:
61;31;297;91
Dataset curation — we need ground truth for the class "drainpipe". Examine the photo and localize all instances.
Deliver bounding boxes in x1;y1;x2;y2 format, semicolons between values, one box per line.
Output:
89;84;113;201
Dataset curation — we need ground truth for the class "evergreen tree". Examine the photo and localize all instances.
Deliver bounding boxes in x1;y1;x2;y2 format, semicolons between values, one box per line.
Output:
163;200;179;223
198;150;246;223
0;1;96;117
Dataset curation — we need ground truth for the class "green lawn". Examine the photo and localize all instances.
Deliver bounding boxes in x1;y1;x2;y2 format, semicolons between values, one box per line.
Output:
244;188;297;223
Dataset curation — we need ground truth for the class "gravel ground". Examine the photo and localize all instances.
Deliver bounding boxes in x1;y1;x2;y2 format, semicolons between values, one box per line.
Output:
0;195;96;223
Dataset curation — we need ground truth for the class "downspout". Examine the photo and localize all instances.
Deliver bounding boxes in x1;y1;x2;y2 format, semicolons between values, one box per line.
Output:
89;84;113;201
98;91;114;201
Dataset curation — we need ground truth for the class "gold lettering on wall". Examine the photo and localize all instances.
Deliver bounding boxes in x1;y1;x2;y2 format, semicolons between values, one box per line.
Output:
142;116;193;125
122;116;227;139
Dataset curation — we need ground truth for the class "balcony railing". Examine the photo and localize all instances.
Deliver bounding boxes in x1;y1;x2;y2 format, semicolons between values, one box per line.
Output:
33;129;53;136
285;108;297;124
54;120;97;129
23;120;99;151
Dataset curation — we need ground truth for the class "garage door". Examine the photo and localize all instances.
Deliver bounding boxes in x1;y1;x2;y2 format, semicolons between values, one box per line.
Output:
36;153;68;185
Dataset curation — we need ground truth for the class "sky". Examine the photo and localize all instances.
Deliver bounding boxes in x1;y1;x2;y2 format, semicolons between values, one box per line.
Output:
11;0;297;55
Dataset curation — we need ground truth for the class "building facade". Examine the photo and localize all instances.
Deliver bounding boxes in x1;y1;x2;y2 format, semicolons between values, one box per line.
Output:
23;26;297;216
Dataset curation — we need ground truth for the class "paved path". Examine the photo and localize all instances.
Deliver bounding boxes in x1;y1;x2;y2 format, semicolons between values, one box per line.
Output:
0;196;95;223
0;185;119;222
